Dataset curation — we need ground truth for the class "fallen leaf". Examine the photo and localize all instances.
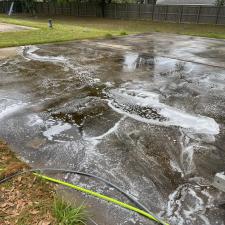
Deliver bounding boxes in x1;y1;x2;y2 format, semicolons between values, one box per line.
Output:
38;220;51;225
30;210;39;215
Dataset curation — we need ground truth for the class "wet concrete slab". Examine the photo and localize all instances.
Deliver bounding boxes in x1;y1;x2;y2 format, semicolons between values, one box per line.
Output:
0;47;18;59
0;33;225;225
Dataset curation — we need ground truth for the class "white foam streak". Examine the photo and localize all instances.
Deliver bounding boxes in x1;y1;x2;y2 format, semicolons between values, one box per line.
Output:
87;117;125;141
108;89;219;135
43;121;71;141
22;46;66;63
0;102;26;120
123;52;139;72
167;185;212;225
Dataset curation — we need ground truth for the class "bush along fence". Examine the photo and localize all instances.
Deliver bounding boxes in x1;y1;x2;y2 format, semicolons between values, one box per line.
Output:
0;1;225;25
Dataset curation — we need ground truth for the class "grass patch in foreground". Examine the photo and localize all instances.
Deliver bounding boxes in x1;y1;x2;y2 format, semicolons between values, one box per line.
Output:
53;198;87;225
0;14;225;48
0;140;88;225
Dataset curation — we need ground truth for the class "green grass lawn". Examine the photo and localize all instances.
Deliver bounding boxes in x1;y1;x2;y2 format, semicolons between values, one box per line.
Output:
0;14;225;48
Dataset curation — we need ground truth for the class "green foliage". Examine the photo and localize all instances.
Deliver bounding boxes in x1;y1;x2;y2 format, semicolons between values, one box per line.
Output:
120;31;127;35
53;198;87;225
22;0;36;14
215;0;225;6
104;33;113;38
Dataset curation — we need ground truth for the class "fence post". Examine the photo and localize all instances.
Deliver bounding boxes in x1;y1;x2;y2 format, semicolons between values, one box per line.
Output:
126;3;128;18
86;3;87;16
138;4;141;19
61;3;63;15
197;6;201;24
69;2;71;16
165;5;168;21
216;6;221;24
41;2;43;15
54;1;56;15
114;4;117;18
47;1;50;15
152;4;155;20
179;5;183;23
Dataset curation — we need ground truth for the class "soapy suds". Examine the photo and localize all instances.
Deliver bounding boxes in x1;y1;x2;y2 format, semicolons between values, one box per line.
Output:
166;184;213;225
27;114;43;127
0;100;26;120
43;120;72;141
123;52;139;72
108;88;219;135
22;46;66;63
21;46;99;86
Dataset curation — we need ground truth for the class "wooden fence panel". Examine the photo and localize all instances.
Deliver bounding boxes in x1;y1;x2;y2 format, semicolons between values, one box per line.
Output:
115;4;127;19
182;6;199;23
48;2;55;15
164;6;180;22
127;4;139;19
0;1;11;14
154;6;166;21
140;4;154;19
0;2;225;26
70;2;78;16
198;6;218;24
217;7;225;24
42;2;49;15
104;4;114;18
61;3;70;16
0;2;3;13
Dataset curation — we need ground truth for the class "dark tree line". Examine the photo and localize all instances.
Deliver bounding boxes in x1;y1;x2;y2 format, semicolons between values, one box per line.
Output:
13;0;156;17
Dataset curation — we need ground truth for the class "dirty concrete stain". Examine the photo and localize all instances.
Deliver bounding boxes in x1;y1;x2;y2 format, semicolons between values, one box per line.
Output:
0;33;225;225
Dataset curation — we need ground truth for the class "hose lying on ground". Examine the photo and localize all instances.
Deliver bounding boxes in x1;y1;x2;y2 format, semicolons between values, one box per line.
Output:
0;168;169;225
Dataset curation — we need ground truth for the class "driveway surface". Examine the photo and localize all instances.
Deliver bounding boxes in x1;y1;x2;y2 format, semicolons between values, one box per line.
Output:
0;33;225;225
0;22;35;32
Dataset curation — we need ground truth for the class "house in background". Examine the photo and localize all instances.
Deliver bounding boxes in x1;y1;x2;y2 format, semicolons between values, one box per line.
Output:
156;0;216;5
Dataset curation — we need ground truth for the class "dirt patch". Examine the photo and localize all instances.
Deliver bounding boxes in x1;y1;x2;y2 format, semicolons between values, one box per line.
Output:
0;140;56;225
0;23;35;32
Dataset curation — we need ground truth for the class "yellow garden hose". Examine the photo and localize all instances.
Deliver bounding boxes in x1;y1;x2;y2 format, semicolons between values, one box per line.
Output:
0;168;169;225
34;173;169;225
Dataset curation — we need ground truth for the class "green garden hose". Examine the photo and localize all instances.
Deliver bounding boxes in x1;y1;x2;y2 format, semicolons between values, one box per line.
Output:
0;168;169;225
34;173;169;225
